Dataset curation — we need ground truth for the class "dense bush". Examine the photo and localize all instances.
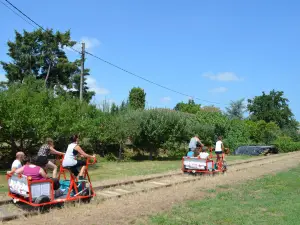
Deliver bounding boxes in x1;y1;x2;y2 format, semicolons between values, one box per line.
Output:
274;136;300;153
0;79;299;167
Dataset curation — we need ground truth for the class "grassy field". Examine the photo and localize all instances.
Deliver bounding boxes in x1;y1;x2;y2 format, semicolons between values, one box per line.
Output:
148;165;300;225
0;155;253;193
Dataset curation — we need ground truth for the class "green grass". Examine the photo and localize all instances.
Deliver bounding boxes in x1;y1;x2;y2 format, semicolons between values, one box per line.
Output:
89;155;254;181
0;155;254;193
148;166;300;225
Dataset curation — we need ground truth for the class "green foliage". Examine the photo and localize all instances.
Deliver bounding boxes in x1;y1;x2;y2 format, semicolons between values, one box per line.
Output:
0;28;94;102
134;109;193;159
274;136;300;153
245;120;281;144
247;90;296;129
128;87;146;110
200;105;221;113
224;119;251;152
0;78;101;159
226;98;246;120
174;99;201;114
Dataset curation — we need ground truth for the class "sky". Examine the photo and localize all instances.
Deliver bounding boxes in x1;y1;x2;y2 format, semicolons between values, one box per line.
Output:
0;0;300;120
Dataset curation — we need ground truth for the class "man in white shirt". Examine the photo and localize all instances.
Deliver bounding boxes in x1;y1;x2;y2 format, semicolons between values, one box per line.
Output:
10;152;25;173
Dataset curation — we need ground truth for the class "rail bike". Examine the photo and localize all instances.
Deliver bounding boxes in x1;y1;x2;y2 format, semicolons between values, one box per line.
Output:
6;155;97;208
182;148;227;175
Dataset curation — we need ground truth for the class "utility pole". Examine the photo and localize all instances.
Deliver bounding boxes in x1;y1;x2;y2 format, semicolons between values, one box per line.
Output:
80;42;85;102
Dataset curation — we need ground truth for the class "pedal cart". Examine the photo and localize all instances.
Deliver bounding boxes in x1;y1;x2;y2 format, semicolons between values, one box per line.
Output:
7;156;97;207
182;148;227;175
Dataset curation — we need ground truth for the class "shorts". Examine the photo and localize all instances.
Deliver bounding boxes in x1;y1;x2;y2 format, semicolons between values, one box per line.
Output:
215;151;223;155
36;156;49;167
65;160;86;176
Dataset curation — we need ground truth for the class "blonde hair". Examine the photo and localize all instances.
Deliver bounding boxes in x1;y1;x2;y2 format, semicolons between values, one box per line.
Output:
46;138;54;145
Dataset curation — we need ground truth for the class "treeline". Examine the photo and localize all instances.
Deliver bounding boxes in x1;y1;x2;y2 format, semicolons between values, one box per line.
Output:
0;78;300;167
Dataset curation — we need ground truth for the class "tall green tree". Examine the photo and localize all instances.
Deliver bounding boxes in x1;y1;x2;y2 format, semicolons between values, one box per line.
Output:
226;98;246;120
0;29;94;101
128;87;146;110
247;90;296;129
174;99;201;114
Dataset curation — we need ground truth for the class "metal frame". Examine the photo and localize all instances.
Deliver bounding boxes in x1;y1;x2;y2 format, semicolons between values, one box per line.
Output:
182;148;227;174
6;156;97;207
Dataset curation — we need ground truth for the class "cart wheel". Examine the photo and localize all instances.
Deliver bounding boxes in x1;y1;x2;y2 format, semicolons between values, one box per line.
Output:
34;195;50;212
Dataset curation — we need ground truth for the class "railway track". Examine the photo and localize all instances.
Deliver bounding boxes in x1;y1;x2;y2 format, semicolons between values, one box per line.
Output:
1;152;299;223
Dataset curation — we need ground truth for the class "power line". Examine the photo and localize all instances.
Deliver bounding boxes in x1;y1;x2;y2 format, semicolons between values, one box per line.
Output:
1;0;228;106
4;0;44;30
0;0;36;28
85;51;225;105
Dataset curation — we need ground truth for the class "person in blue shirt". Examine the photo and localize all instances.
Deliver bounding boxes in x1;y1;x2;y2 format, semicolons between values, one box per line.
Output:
188;135;204;156
187;150;194;157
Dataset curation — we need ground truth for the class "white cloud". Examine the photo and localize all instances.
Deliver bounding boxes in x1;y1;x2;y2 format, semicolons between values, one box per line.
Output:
209;87;228;93
64;36;101;53
86;76;109;95
203;72;243;82
161;96;171;103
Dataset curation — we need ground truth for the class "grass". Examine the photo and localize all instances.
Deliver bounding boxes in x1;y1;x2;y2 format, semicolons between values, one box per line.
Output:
0;155;254;193
148;166;300;225
88;155;253;181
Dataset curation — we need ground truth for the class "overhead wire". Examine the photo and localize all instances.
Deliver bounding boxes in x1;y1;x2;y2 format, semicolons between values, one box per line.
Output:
1;0;228;106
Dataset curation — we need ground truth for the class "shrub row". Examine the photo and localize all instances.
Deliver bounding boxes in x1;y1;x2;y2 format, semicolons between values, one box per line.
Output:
0;79;298;166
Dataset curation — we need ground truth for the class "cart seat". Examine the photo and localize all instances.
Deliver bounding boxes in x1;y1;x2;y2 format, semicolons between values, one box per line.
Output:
8;173;52;199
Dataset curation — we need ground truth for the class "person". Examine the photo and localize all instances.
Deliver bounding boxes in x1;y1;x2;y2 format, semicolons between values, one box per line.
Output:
187;149;194;157
37;138;65;178
215;136;224;163
10;152;25;173
62;135;96;181
188;135;204;156
199;148;209;159
14;156;60;191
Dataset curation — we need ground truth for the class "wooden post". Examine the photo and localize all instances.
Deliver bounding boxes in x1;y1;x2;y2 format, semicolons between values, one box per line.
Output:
80;42;85;101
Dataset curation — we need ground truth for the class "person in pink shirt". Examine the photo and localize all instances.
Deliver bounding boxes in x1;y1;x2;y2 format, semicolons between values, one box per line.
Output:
15;156;60;190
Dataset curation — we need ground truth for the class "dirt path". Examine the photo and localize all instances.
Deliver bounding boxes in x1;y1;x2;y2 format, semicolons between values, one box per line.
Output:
3;152;300;225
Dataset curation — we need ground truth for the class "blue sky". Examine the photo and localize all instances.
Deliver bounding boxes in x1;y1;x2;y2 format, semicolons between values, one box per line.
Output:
1;0;300;120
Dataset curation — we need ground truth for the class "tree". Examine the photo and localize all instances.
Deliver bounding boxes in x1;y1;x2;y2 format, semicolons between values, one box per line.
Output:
201;105;221;113
226;98;246;120
247;90;296;129
128;87;146;110
174;99;201;114
1;29;94;101
110;102;119;114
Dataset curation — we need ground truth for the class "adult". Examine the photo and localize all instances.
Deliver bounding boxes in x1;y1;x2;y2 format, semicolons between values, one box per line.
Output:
14;156;60;191
215;136;224;163
10;152;25;173
37;138;64;178
62;135;96;181
188;135;204;156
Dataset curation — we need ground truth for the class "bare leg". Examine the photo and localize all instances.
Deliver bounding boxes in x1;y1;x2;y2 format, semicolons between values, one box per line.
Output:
46;161;58;178
79;166;86;177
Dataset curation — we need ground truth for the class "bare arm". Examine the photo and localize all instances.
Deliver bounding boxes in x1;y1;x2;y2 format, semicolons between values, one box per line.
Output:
39;168;49;179
50;146;65;155
15;166;25;174
221;143;225;151
74;145;95;158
